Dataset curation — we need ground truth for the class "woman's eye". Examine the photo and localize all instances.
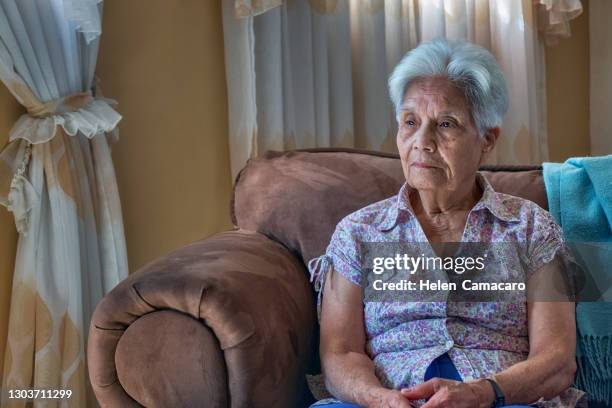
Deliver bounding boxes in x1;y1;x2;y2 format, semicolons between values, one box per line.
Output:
440;121;454;128
405;120;416;127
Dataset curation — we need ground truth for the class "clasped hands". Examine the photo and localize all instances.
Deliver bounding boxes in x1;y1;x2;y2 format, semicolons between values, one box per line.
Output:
372;377;492;408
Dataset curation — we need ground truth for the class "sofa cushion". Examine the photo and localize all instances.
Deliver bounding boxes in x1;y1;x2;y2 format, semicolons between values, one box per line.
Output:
232;149;546;265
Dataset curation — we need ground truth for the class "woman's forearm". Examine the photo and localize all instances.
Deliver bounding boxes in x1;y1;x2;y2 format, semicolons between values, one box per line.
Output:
471;349;576;405
322;350;391;406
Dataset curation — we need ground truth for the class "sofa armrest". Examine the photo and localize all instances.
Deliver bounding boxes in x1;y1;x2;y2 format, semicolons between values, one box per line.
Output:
88;230;316;407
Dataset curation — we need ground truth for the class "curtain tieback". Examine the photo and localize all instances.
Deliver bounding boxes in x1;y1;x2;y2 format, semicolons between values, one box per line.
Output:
1;90;120;234
25;91;94;118
8;89;122;144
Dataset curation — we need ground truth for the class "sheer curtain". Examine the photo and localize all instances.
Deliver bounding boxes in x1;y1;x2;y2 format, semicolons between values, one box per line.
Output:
223;0;583;180
0;1;127;406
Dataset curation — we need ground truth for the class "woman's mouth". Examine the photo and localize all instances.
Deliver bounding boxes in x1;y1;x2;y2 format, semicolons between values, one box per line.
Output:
411;162;439;169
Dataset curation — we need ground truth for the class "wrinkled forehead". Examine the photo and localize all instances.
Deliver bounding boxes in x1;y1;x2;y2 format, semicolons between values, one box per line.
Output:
400;77;469;114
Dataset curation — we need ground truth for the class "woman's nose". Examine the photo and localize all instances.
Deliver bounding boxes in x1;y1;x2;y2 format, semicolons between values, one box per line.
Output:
412;123;436;152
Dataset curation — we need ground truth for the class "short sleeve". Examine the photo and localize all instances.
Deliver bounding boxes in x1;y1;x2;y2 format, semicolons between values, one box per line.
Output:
308;217;364;321
527;210;575;275
308;217;363;291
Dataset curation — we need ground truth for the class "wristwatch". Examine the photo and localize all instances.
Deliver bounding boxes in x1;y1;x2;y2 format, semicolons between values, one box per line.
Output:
484;378;506;408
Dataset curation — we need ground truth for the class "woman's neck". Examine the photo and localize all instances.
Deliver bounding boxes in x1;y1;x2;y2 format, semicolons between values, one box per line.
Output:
410;178;483;243
411;178;482;217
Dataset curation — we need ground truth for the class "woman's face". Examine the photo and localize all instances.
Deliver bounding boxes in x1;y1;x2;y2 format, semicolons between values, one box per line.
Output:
396;77;498;192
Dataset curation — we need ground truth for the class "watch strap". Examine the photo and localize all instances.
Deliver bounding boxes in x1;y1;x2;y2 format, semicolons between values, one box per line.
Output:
485;378;506;408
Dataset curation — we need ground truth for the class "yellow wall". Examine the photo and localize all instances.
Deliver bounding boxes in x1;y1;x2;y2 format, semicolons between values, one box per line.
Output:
546;0;591;161
97;0;233;272
0;85;23;385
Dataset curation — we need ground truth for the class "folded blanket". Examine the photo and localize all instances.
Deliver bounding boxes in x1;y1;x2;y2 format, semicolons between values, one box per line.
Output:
543;155;612;405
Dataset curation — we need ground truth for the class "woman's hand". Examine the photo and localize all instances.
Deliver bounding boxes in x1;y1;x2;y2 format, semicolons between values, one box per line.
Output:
400;378;493;408
367;388;417;408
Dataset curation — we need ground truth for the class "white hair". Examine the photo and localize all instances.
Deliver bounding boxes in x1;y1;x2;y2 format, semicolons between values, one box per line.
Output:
388;39;509;135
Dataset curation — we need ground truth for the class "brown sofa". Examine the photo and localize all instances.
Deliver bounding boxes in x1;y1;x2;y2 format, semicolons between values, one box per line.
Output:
87;148;548;407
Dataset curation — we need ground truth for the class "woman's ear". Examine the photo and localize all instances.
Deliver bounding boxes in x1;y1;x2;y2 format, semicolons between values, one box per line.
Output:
482;127;500;153
478;128;500;166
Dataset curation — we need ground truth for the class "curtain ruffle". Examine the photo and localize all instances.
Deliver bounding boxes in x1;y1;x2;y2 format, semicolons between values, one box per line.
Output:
63;0;103;44
0;141;38;235
9;98;121;145
7;169;38;235
234;0;282;17
536;0;583;44
1;95;121;233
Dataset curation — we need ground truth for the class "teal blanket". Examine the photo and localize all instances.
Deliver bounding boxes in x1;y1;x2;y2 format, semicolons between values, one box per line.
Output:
543;155;612;405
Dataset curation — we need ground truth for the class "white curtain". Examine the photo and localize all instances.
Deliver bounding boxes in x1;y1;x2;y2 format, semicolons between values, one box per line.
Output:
223;0;583;179
0;0;127;406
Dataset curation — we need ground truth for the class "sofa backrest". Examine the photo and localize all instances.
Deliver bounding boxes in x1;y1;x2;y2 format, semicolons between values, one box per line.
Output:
232;149;546;265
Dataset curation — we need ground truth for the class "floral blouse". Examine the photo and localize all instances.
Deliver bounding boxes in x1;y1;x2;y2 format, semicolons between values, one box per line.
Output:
308;173;586;407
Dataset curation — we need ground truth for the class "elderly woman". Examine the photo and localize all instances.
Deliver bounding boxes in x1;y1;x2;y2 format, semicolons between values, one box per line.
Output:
308;40;585;408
